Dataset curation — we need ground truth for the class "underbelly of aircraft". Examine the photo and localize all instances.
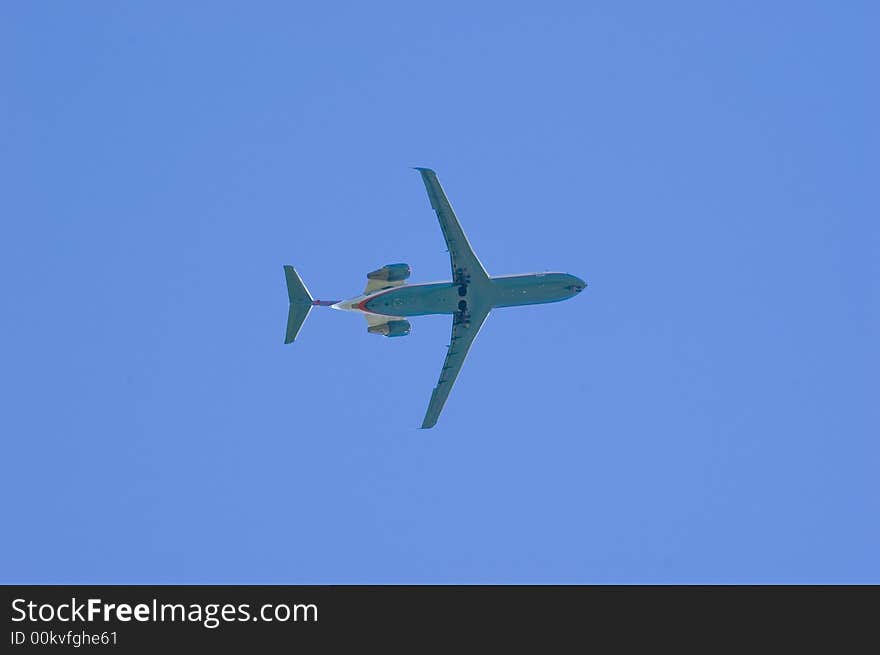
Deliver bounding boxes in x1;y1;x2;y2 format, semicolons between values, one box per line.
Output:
363;283;462;316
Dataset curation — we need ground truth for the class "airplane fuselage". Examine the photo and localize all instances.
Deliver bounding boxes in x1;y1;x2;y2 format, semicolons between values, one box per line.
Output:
333;272;585;318
284;167;587;428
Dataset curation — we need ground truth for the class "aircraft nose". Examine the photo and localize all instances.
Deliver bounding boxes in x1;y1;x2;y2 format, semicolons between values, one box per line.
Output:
567;275;587;293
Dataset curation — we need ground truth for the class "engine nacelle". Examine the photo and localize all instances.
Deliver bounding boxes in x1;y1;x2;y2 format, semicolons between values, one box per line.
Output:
367;319;411;338
367;263;411;282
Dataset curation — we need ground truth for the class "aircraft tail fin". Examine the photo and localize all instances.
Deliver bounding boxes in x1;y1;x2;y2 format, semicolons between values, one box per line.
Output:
283;265;314;343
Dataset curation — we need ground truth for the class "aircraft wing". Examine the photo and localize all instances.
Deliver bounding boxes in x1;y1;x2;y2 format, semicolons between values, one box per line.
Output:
421;302;491;429
414;168;490;285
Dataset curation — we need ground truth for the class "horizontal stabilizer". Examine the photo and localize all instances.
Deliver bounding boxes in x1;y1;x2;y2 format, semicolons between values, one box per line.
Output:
283;266;314;343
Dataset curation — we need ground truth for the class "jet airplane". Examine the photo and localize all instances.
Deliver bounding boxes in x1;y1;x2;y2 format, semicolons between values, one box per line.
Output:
283;168;586;428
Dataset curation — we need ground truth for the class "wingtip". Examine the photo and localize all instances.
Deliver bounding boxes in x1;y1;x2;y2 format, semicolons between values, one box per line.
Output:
413;166;435;174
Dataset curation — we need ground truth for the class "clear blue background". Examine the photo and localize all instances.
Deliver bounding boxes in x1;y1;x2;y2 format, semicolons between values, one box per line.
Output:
2;2;877;583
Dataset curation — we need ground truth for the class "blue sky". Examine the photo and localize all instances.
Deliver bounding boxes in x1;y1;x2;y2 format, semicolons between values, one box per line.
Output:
1;2;877;583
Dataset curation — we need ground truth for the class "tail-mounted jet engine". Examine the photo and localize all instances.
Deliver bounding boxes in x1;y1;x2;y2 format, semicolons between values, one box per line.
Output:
367;263;411;282
367;319;411;337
